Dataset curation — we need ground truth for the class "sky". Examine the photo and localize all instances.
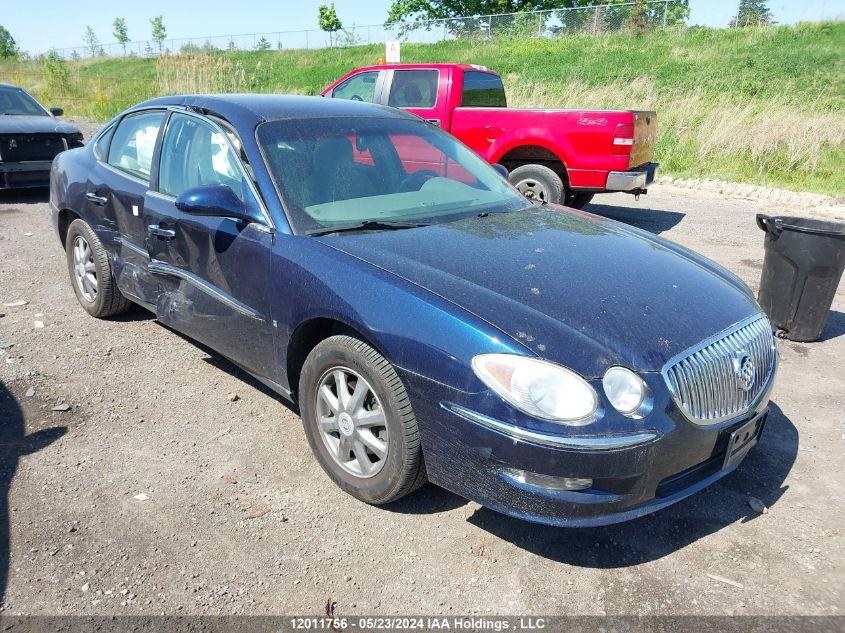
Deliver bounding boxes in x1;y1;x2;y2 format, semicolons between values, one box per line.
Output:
5;0;844;54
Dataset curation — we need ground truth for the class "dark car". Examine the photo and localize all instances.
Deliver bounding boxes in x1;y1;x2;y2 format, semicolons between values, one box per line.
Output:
0;83;83;189
49;95;777;527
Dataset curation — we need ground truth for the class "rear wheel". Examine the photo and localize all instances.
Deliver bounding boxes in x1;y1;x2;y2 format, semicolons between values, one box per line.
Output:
65;219;132;318
509;164;562;204
299;335;426;504
564;191;594;209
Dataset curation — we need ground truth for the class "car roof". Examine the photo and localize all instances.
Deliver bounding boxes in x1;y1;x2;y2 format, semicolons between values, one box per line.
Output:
132;94;416;125
341;63;498;74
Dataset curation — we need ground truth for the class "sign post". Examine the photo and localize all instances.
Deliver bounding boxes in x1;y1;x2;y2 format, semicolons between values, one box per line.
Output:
385;40;400;63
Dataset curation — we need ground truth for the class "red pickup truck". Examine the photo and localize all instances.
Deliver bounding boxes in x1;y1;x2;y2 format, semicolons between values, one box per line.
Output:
322;63;658;208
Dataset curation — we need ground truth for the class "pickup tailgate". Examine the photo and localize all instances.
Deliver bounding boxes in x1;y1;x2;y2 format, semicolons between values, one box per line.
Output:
628;110;657;169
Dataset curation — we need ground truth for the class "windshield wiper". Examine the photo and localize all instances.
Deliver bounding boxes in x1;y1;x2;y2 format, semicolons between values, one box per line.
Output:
307;220;430;237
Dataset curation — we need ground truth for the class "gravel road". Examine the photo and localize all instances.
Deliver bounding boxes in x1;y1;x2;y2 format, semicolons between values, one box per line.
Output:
0;150;843;616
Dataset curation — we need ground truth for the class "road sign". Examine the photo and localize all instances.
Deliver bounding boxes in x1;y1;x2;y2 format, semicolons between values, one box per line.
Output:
385;41;400;63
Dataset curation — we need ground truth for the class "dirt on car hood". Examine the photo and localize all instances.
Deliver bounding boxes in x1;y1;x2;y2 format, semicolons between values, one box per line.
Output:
317;206;762;377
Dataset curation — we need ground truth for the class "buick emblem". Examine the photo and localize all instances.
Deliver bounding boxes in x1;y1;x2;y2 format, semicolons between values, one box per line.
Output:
733;351;756;392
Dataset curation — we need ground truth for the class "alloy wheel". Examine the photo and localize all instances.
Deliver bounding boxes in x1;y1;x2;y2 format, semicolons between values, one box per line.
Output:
315;366;389;478
514;178;549;202
72;235;98;303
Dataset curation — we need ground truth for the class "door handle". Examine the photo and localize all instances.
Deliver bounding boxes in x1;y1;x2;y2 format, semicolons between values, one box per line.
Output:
85;192;108;206
147;224;176;240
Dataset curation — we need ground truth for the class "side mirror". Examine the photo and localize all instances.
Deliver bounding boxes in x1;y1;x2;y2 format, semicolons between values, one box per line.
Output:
50;107;64;116
491;163;508;179
175;184;261;224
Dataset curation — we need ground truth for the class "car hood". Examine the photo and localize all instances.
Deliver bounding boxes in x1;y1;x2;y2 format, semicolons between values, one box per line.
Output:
316;206;761;377
0;115;80;136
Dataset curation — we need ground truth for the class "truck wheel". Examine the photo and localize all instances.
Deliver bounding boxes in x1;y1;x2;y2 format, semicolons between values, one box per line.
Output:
299;335;427;505
509;164;563;204
65;219;132;318
564;191;595;209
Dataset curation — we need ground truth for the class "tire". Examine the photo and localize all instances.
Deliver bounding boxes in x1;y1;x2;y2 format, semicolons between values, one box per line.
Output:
299;335;427;504
509;164;563;204
564;191;595;209
65;219;132;318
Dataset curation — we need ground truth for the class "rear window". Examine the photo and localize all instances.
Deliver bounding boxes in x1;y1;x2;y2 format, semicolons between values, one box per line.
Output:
461;71;507;108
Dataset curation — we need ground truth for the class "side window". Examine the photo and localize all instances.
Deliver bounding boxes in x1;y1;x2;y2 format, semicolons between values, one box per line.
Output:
158;113;249;200
107;111;166;181
331;72;379;102
461;71;507;108
387;70;438;108
93;123;116;160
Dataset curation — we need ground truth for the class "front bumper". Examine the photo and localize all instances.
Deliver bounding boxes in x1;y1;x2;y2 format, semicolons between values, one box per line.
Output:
605;162;658;192
0;160;54;189
404;370;769;527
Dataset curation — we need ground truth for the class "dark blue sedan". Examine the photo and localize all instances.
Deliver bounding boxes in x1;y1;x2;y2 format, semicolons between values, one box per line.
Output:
50;95;777;526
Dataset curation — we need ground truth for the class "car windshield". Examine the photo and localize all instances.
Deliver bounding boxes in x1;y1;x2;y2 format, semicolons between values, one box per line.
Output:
0;87;48;116
257;116;527;234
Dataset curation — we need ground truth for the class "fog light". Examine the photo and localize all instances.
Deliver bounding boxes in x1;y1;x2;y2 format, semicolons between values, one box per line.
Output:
504;468;593;491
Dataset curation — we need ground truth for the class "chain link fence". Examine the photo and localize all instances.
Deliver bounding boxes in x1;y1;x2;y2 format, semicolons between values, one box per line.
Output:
38;1;685;60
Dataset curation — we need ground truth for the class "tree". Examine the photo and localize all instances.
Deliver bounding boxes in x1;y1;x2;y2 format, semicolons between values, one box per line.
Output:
629;0;648;34
150;15;167;52
0;25;18;59
255;36;271;51
732;0;773;27
113;17;129;55
83;26;100;57
318;4;343;47
384;0;689;35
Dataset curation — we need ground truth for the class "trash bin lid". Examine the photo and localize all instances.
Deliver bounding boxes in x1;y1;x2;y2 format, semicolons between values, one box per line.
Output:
757;214;845;237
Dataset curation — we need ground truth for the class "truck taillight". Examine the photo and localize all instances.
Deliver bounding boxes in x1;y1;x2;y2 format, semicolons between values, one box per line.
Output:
612;124;634;155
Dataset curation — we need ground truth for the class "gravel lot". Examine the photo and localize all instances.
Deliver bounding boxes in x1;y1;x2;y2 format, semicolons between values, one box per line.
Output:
0;137;843;616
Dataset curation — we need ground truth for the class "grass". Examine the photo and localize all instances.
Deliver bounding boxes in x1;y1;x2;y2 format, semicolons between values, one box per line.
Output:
2;21;844;196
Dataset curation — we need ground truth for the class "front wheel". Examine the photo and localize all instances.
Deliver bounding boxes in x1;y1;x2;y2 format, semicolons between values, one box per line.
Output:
299;335;427;504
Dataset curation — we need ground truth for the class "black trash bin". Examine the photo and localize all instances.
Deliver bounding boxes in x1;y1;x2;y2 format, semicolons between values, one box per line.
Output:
756;214;845;342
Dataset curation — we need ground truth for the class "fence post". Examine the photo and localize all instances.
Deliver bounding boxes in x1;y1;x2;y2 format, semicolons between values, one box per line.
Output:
663;0;669;29
593;5;599;35
96;75;105;114
305;30;309;49
443;20;447;42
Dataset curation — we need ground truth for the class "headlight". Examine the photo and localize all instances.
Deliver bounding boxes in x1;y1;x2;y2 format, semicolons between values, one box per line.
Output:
602;366;651;418
472;354;598;425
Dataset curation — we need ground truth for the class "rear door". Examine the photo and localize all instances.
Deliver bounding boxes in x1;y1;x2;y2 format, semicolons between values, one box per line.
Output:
96;109;168;305
142;111;277;379
383;68;444;127
382;69;447;176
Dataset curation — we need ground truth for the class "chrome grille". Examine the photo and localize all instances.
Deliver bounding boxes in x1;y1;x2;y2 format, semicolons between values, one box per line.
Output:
663;315;777;425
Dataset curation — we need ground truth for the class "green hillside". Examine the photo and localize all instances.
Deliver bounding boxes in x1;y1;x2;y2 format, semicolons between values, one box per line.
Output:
2;21;844;196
